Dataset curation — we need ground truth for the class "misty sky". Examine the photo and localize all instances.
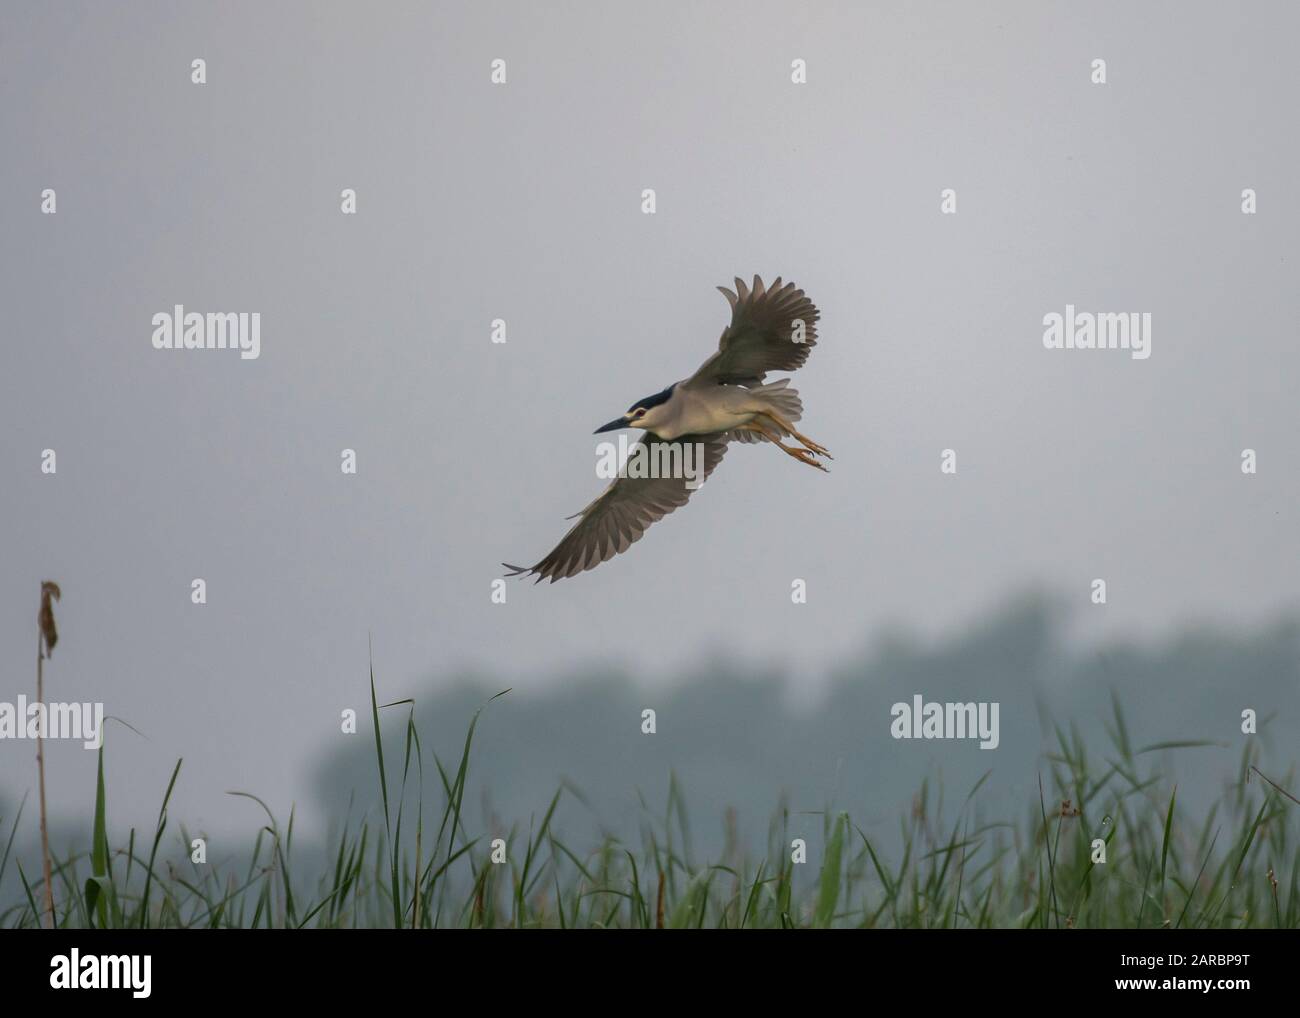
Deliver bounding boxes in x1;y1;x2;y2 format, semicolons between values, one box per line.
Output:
2;1;1298;834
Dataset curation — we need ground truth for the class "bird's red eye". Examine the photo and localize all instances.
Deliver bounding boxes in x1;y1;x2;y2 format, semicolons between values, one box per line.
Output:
634;408;646;418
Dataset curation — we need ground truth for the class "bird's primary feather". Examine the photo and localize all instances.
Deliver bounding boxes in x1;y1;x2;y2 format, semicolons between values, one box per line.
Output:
503;432;729;582
687;275;820;388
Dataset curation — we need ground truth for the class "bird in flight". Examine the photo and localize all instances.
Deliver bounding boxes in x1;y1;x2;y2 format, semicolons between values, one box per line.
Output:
504;275;829;582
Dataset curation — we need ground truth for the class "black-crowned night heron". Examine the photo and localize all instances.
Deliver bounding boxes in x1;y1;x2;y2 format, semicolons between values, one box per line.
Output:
505;275;827;582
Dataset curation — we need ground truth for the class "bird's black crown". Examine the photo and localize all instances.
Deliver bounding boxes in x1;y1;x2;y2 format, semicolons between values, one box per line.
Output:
627;384;675;414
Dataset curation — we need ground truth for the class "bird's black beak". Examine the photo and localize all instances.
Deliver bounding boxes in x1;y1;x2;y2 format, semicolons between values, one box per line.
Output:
594;416;629;434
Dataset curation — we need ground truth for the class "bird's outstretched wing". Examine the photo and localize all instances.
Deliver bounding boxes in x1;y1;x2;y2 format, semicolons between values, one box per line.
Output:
503;432;729;583
688;275;820;387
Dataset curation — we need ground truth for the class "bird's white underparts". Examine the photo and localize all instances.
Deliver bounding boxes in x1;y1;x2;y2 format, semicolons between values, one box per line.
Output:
505;275;828;583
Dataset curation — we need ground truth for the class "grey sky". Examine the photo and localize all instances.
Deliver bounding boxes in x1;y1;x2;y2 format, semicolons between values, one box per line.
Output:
2;1;1298;834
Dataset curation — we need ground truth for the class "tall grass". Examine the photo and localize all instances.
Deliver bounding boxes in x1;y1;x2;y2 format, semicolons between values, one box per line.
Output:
2;664;1296;929
34;580;61;928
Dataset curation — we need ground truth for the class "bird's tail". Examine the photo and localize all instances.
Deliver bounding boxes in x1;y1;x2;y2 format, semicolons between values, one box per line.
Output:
728;379;804;444
752;378;803;424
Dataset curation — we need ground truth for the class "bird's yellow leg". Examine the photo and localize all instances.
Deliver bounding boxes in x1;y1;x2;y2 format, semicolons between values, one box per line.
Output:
756;412;832;459
738;422;828;473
